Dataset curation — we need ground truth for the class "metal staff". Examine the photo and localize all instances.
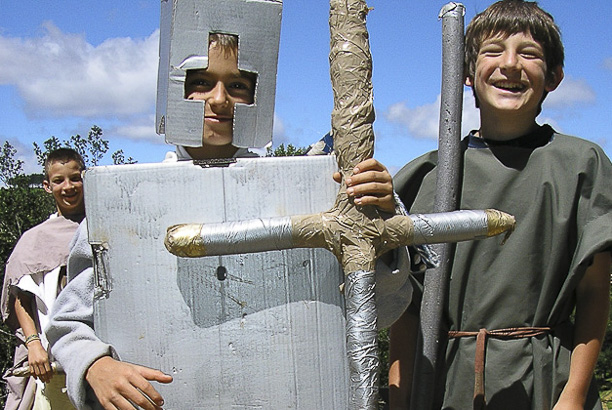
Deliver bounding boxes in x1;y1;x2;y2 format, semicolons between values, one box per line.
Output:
412;4;465;409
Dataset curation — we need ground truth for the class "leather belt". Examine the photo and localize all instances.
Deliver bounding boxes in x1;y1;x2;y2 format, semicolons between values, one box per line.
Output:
448;326;552;409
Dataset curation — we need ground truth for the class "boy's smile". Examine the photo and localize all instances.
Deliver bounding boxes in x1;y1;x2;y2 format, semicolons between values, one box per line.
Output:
184;44;256;152
466;32;563;139
43;159;85;217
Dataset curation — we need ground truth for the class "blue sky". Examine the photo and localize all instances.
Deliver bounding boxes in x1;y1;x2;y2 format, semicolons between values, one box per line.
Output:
1;1;610;176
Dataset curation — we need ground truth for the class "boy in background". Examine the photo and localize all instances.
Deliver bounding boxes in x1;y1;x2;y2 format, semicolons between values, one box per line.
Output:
2;148;85;409
385;1;612;408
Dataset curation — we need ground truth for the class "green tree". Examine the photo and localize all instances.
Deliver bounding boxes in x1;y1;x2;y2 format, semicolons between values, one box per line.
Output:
33;125;136;169
266;143;309;157
0;146;55;406
0;141;24;186
0;127;134;406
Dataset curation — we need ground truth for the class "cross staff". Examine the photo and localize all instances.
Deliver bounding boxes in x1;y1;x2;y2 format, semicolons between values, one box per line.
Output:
164;1;515;408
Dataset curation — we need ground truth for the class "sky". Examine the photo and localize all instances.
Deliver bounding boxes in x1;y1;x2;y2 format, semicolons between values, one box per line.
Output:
1;1;611;176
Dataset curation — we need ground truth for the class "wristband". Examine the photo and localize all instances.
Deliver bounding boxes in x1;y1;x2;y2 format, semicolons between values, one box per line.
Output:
24;334;41;346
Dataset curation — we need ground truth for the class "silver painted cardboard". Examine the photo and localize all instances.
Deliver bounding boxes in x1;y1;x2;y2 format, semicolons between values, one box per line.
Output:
156;0;282;149
85;156;349;409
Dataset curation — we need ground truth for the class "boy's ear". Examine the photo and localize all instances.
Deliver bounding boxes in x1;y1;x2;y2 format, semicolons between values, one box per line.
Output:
545;66;564;92
43;180;52;194
465;75;474;87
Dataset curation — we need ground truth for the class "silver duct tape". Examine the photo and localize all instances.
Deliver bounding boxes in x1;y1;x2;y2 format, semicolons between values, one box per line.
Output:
410;210;489;244
166;217;294;257
438;2;466;18
345;270;378;409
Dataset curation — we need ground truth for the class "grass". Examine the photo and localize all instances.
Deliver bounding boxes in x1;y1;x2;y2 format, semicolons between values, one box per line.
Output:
601;383;612;409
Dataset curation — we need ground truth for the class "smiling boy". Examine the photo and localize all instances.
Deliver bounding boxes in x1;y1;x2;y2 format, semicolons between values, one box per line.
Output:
43;150;86;217
384;1;612;408
181;33;257;159
2;148;85;409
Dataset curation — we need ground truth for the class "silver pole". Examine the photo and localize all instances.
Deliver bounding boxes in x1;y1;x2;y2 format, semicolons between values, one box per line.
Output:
411;3;465;409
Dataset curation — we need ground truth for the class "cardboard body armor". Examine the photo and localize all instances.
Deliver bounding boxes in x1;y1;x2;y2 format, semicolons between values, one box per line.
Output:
86;156;349;408
89;1;350;406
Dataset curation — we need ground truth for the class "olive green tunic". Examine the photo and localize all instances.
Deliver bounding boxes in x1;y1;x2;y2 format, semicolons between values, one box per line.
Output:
394;125;612;409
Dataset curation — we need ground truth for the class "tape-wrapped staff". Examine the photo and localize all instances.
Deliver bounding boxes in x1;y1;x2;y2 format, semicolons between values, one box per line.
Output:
166;210;514;259
165;1;514;408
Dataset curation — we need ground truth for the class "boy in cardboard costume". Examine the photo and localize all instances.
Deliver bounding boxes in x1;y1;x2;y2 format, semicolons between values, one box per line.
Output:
46;31;263;410
387;1;612;408
48;0;284;405
2;148;85;410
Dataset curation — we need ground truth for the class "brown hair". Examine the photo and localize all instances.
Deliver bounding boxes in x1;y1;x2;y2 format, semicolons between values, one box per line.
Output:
44;148;85;180
209;33;238;55
465;0;564;83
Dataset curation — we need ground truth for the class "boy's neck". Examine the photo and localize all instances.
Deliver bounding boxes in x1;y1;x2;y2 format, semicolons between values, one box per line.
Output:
478;112;539;142
58;210;85;224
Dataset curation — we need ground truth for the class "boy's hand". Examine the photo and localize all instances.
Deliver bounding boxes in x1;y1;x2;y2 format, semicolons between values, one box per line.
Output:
333;158;395;214
86;356;173;410
27;340;53;383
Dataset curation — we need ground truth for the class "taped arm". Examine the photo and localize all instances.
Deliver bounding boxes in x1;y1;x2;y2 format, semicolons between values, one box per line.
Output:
554;251;611;409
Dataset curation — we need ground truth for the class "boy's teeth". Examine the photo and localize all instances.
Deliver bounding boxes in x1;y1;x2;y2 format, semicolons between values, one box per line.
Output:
496;81;523;90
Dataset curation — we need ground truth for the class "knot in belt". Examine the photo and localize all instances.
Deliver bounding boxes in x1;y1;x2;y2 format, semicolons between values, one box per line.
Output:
448;326;552;410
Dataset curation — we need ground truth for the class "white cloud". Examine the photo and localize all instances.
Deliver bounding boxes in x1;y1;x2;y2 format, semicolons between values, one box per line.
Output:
544;76;595;109
383;92;480;140
111;114;161;143
272;113;288;145
385;98;439;139
0;22;159;118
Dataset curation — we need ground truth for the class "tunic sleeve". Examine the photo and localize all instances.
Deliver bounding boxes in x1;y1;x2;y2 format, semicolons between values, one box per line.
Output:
568;144;612;281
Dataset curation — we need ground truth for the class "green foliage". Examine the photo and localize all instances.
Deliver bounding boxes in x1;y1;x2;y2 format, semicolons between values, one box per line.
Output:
0;127;134;407
33;125;136;170
0;142;24;186
111;149;137;165
0;326;15;406
378;328;390;387
266;143;309;157
0;178;55;406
